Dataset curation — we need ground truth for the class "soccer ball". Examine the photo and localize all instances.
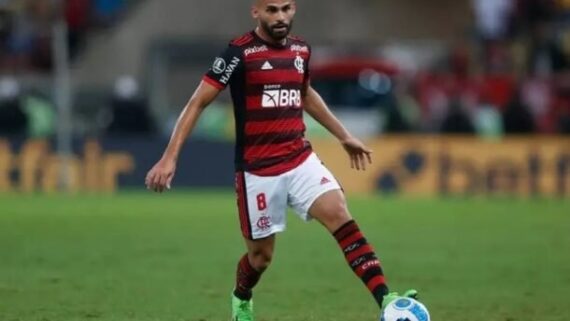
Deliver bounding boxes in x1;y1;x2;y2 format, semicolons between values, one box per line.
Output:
380;297;430;321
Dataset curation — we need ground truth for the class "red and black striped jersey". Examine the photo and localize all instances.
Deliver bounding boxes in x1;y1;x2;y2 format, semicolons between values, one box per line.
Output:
203;31;312;176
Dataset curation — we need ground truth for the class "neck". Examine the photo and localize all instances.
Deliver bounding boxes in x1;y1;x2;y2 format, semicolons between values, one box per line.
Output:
255;27;287;46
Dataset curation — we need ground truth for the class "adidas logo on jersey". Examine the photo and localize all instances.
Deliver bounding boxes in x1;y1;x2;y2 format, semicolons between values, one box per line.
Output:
261;61;273;70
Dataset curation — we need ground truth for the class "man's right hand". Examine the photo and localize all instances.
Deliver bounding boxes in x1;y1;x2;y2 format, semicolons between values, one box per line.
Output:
144;81;221;193
145;157;177;193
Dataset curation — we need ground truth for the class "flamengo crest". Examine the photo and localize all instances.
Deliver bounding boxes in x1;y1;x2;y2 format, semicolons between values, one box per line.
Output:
294;55;304;74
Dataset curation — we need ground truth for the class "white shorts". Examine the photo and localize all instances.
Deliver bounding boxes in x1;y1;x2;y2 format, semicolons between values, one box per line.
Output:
235;153;342;240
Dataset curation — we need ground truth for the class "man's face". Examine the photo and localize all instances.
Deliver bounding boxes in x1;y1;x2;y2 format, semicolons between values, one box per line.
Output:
252;0;296;41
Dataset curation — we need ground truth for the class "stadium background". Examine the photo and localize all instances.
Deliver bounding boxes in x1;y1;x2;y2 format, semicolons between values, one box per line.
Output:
1;1;569;320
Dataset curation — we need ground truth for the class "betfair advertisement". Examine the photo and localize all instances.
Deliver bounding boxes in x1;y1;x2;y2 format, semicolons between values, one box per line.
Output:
312;137;570;197
0;139;135;193
1;137;568;197
0;138;234;193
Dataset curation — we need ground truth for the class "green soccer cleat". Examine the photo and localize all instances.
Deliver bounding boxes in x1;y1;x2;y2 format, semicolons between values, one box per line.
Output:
381;289;419;309
402;289;419;299
231;294;254;321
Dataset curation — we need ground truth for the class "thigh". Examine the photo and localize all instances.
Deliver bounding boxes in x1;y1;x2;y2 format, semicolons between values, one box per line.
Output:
287;153;343;221
236;171;288;240
308;189;352;233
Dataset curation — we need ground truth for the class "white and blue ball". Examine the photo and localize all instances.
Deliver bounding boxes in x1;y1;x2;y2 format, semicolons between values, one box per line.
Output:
380;297;430;321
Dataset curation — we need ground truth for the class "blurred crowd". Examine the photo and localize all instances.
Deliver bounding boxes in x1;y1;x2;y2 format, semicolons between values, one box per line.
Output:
0;74;152;137
0;0;126;72
396;0;570;135
1;0;570;138
0;0;142;138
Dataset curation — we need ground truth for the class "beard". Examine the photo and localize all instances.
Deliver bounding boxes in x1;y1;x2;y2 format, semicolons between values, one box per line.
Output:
261;19;293;41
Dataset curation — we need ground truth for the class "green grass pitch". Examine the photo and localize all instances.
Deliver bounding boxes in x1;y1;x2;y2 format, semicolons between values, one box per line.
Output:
1;192;569;321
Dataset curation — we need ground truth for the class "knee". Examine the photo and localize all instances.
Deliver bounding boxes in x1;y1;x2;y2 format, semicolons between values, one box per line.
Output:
323;198;352;230
328;197;349;216
310;190;353;231
248;248;273;272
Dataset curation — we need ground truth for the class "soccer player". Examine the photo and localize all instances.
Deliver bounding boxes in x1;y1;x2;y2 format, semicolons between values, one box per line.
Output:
145;0;417;320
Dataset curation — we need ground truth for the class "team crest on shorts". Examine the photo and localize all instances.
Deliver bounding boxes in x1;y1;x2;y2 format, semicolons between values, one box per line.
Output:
256;215;271;230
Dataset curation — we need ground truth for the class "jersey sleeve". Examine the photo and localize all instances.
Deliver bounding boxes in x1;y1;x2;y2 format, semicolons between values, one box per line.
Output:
203;45;244;90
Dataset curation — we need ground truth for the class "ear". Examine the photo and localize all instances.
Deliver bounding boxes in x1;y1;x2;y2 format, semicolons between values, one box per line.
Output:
251;5;259;19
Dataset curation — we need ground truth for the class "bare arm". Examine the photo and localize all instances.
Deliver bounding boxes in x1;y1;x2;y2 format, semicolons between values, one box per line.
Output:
303;86;351;141
303;86;372;170
145;81;221;192
162;81;221;162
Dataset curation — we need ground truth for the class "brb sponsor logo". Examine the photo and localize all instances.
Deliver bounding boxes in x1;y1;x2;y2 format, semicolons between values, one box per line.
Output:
262;84;301;108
